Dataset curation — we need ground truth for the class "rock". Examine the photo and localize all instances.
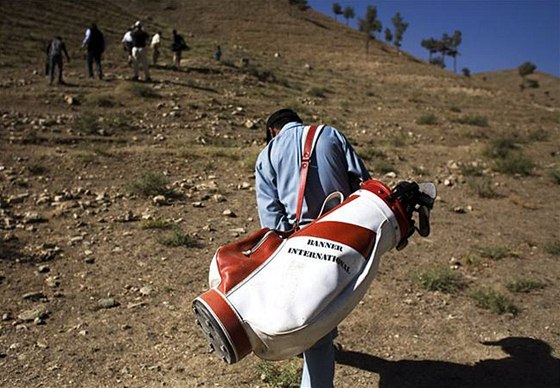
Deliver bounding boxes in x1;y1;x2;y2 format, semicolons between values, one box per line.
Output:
97;298;119;309
18;306;49;322
23;212;46;224
213;194;226;203
222;209;236;217
192;201;204;208
84;256;95;264
64;95;79;106
239;182;251;190
22;291;46;301
2;312;12;321
7;193;30;204
37;265;50;273
384;172;397;179
139;286;153;296
453;207;466;214
152;195;168;206
244;119;257;129
45;276;60;288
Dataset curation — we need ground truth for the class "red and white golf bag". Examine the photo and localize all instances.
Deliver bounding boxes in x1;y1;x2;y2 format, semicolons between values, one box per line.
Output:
193;178;436;364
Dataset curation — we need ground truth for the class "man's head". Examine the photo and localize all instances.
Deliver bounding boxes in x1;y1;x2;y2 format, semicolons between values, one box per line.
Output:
265;108;302;143
134;21;142;29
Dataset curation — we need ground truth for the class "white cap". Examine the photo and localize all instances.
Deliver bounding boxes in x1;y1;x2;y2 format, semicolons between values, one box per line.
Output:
134;21;141;27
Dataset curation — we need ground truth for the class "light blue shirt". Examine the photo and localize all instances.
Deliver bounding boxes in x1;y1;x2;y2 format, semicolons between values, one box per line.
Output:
255;122;371;231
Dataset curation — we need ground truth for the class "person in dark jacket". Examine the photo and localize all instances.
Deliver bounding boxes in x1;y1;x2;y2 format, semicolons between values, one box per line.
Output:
171;30;188;68
131;21;151;81
47;36;70;85
82;23;105;79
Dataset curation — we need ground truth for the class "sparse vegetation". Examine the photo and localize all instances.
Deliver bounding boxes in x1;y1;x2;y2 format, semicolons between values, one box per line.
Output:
483;137;517;159
494;154;534;176
460;163;484;177
26;163;47;175
416;113;438;125
506;279;545;293
373;161;395;174
141;217;173;230
414;265;464;293
307;86;327;98
358;147;386;161
451;115;489;127
469;288;519;315
118;83;160;98
478;245;510;260
527;128;548;142
544;240;560;255
257;361;299;388
129;172;176;198
86;93;117;108
73;111;100;134
468;177;500;198
548;169;560;185
158;228;202;248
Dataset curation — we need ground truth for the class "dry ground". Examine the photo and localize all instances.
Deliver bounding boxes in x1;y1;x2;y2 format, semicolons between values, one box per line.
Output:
1;1;559;387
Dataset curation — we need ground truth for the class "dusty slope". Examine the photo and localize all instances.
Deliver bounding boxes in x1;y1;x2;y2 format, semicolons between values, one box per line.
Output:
1;1;559;387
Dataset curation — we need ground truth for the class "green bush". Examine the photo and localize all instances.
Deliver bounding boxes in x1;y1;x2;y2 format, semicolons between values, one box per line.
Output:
469;288;519;315
478;245;510;260
452;115;489;127
468;177;500;199
141;217;173;230
494;154;534;176
257;361;299;388
73;111;99;134
506;279;545;293
416;113;438;125
545;240;560;256
158;228;202;248
483;138;518;159
129;172;175;197
414;266;464;293
460;163;484;177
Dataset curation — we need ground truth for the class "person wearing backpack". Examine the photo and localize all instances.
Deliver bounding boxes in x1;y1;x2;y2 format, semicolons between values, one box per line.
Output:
171;30;188;68
82;23;105;79
47;36;70;85
131;21;151;82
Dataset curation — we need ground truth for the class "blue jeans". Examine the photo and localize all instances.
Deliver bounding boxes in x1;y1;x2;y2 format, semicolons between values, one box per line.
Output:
300;328;337;388
86;51;103;79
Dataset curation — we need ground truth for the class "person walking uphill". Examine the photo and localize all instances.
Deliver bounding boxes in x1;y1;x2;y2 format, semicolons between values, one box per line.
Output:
131;21;151;81
171;30;188;68
151;31;161;66
47;36;70;85
255;109;371;388
82;23;105;79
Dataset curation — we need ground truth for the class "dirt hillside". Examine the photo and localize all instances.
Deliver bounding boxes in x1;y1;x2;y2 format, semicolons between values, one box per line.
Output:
1;1;559;387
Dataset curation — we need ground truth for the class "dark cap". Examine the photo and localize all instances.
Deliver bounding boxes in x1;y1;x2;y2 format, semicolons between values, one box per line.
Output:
265;108;302;143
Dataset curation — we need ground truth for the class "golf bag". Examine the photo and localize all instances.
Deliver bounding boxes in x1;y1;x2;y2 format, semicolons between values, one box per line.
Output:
192;178;436;364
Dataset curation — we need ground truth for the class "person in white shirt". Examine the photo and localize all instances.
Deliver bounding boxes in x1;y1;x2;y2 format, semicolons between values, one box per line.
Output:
122;27;133;66
151;31;161;66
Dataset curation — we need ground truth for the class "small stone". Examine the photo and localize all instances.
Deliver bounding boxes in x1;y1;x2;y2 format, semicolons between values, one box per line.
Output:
22;291;46;301
45;276;60;288
139;286;153;296
213;194;226;203
453;207;466;214
18;306;49;322
222;209;236;218
84;257;95;264
152;195;168;206
192;202;204;208
37;265;50;273
97;298;119;309
2;313;12;321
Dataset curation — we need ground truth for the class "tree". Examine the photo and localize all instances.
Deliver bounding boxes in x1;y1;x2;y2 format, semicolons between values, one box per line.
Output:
430;56;446;69
343;6;355;26
421;38;439;61
384;28;393;43
518;61;537;91
332;3;342;21
391;12;409;50
518;61;537;78
288;0;309;11
358;5;382;55
462;67;471;77
447;30;462;73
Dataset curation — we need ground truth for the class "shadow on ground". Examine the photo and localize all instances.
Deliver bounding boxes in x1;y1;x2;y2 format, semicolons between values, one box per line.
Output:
336;337;560;388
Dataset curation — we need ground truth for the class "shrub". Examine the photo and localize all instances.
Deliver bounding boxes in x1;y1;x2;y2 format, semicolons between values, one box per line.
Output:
483;138;517;159
544;240;560;256
414;266;464;293
469;288;519;315
451;115;489;127
141;217;173;230
358;147;386;161
87;93;117;108
73;111;99;134
547;169;560;185
26;163;47;175
506;279;545;293
494;154;534;176
478;245;510;260
158;228;202;248
460;163;484;177
416;113;438;125
374;161;395;174
257;361;299;388
468;177;500;199
129;172;175;197
527;129;548;142
307;86;327;98
450;106;462;113
125;83;160;98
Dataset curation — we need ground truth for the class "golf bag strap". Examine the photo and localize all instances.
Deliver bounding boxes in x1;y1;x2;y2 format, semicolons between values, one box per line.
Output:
294;125;322;230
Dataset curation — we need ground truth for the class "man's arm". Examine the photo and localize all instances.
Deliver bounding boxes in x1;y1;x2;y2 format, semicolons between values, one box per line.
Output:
255;153;290;231
337;131;371;191
82;29;90;48
62;43;70;62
